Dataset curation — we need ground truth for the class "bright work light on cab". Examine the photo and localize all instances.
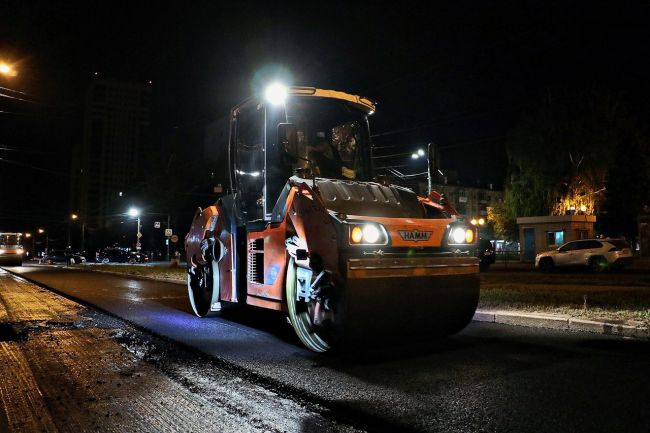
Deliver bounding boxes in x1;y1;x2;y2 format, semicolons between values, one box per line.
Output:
265;83;287;105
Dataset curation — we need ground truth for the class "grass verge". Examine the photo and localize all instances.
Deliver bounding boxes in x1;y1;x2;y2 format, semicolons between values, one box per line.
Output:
479;287;650;324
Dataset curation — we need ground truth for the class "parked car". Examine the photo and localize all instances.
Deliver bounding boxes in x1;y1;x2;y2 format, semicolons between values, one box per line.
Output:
477;239;495;271
42;249;86;265
535;238;632;272
95;248;149;264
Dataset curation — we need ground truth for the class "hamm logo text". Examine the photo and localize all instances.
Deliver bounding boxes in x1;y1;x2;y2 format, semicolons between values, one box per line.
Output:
398;230;432;241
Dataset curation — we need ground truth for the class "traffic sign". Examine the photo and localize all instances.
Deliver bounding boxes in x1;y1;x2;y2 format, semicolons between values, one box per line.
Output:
165;228;173;237
171;234;179;243
154;221;161;228
137;232;142;239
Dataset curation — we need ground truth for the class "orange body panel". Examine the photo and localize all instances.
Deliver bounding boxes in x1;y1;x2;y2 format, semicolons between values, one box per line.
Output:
246;221;289;303
185;205;219;267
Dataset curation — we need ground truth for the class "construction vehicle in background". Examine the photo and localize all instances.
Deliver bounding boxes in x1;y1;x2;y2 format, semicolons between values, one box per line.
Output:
185;84;479;352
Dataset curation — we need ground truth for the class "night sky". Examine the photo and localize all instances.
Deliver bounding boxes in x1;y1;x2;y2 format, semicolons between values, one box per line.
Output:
1;0;649;236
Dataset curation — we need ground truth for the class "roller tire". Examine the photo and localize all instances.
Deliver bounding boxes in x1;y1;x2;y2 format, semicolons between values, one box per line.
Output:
187;242;222;318
286;257;332;353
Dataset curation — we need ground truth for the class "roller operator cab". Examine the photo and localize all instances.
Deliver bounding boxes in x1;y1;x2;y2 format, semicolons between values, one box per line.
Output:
185;85;479;352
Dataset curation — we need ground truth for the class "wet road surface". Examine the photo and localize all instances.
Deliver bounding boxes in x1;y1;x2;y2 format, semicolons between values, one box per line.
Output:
5;264;650;433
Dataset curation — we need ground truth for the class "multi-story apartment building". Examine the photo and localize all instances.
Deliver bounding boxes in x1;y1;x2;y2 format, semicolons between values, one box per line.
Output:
71;78;151;228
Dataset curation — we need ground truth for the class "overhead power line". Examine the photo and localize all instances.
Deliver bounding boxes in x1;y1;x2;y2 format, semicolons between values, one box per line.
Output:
0;92;41;105
0;157;70;177
0;85;30;96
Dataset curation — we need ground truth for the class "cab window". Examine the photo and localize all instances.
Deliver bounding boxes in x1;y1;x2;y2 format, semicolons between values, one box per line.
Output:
559;242;576;252
234;104;265;221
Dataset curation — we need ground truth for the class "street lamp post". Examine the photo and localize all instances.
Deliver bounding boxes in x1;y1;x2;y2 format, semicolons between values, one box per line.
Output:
128;207;141;250
67;213;79;250
25;233;33;259
38;228;48;255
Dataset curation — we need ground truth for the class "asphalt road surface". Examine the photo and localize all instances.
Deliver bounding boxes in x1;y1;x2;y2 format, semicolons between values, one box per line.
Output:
5;264;650;433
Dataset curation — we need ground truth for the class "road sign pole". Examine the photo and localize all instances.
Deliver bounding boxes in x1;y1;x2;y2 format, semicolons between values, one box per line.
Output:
167;214;170;261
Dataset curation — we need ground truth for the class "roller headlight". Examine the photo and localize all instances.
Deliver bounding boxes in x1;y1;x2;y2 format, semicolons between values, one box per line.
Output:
349;223;388;245
362;224;380;243
447;225;477;245
351;226;363;243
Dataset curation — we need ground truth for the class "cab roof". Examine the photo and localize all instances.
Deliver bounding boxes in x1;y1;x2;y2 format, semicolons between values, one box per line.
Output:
235;86;376;115
287;87;376;113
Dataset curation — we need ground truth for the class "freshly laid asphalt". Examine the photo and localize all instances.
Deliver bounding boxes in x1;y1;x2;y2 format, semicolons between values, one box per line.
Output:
5;264;650;433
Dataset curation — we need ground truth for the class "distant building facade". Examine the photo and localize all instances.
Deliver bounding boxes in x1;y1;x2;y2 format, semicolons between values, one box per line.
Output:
413;172;504;219
71;78;151;228
432;183;504;219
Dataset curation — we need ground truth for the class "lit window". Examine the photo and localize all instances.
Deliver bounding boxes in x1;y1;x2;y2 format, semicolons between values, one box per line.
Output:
546;231;564;246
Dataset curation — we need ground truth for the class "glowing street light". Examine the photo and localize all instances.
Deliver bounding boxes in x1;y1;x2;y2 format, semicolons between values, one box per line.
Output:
71;213;79;220
0;62;17;77
411;148;426;160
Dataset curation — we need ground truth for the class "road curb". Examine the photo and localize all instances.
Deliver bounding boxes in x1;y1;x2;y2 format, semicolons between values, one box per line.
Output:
474;309;649;340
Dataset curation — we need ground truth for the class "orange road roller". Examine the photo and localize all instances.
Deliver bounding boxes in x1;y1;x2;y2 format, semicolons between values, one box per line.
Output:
185;84;479;352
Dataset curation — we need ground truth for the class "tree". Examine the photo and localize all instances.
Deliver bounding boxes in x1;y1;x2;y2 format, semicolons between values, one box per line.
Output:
599;135;650;240
505;88;632;218
487;201;518;241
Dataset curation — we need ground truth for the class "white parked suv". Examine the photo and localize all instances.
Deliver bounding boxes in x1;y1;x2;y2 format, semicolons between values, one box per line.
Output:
535;239;633;272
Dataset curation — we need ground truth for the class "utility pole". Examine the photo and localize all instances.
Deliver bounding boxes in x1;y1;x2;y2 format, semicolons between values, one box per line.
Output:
136;216;141;250
427;142;433;195
81;221;85;252
426;142;442;195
